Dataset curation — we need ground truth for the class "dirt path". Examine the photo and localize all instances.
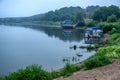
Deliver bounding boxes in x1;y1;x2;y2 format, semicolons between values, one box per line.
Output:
102;34;111;41
54;59;120;80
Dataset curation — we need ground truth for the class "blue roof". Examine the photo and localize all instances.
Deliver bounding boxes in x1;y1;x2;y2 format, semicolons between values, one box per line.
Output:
90;26;101;30
63;20;72;22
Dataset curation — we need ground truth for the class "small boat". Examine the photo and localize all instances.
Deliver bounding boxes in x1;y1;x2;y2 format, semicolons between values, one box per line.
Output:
61;20;74;29
84;26;103;38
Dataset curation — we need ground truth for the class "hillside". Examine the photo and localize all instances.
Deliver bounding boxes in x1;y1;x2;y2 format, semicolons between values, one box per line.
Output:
0;6;100;24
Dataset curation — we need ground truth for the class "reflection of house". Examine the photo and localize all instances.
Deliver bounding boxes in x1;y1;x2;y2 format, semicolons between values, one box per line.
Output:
62;30;72;36
85;26;103;38
61;20;74;29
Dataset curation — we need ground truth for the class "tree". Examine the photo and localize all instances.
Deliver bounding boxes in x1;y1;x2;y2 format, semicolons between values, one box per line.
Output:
75;12;85;27
86;5;100;19
93;6;109;21
107;14;117;22
93;5;120;21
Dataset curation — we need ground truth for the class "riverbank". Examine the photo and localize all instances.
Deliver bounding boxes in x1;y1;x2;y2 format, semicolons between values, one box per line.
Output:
55;59;120;80
0;27;120;80
54;31;120;80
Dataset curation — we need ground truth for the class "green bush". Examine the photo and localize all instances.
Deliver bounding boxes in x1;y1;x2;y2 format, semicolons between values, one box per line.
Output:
107;14;117;22
50;71;61;79
111;33;120;40
98;21;120;33
3;65;52;80
113;37;120;45
76;21;85;27
95;46;120;58
102;24;114;33
1;63;81;80
86;21;97;27
82;55;111;70
60;63;80;77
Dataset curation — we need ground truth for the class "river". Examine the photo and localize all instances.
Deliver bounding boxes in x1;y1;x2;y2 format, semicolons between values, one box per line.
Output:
0;25;95;76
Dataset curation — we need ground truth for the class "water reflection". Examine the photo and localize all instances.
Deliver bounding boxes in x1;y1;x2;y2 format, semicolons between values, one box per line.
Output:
84;37;100;44
62;55;82;64
62;30;72;37
24;26;85;42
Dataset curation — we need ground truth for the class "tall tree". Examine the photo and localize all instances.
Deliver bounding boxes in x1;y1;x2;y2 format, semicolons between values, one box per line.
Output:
93;5;120;21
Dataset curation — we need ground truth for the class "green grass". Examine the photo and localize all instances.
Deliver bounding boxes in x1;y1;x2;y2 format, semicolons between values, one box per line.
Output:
1;63;81;80
3;65;52;80
111;33;120;41
59;63;80;77
81;55;111;70
95;46;120;59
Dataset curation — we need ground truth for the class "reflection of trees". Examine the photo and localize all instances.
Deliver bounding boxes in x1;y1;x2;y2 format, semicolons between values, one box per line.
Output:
28;26;84;42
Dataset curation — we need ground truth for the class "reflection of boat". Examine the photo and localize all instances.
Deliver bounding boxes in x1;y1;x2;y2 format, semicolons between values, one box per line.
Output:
84;37;99;44
61;20;74;29
62;30;72;36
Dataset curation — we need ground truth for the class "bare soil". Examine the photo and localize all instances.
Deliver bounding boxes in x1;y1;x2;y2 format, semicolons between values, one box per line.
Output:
54;59;120;80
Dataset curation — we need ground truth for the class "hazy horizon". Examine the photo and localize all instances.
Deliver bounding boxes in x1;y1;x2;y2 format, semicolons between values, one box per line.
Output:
0;0;120;18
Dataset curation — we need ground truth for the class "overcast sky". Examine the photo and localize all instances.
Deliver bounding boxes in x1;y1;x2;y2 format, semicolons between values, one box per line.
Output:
0;0;120;18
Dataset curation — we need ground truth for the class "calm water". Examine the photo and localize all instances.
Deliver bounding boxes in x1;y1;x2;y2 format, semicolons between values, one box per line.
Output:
0;25;95;76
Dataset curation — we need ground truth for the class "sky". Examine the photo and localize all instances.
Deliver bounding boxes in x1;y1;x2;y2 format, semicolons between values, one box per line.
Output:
0;0;120;18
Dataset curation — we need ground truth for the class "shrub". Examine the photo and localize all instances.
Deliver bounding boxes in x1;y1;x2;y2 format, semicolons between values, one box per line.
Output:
82;55;111;70
98;21;120;33
113;37;120;45
107;14;117;22
111;33;120;40
60;63;80;77
102;24;114;33
76;21;85;27
95;46;120;58
86;21;97;27
50;71;60;79
3;65;52;80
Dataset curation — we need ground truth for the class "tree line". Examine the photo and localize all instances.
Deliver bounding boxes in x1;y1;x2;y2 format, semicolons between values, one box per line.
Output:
0;6;100;23
0;5;120;25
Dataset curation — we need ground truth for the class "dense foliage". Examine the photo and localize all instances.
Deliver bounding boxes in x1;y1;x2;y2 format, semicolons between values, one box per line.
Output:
1;63;80;80
3;65;52;80
81;55;111;70
107;14;117;22
41;6;100;22
93;5;120;21
0;6;100;24
96;21;120;33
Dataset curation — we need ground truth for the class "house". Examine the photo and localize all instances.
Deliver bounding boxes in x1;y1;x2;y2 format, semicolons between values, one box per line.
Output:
61;20;74;29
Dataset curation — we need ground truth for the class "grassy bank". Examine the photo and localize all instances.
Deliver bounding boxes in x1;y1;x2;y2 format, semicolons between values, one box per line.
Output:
0;64;80;80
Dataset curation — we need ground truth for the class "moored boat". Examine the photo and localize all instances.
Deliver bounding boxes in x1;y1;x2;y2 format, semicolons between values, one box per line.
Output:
61;20;74;29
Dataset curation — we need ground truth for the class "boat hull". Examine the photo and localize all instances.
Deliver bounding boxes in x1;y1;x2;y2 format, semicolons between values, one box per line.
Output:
62;26;74;29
